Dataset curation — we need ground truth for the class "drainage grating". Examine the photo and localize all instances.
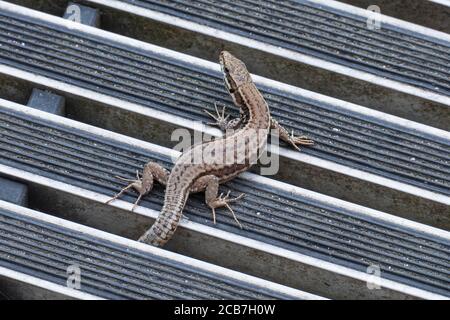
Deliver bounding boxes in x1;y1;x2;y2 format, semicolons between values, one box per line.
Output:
0;9;448;199
0;203;314;300
90;0;450;97
0;102;448;297
337;0;450;33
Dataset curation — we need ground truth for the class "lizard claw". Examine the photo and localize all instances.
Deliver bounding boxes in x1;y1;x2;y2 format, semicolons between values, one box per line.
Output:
222;190;245;202
287;129;314;151
106;175;138;205
203;103;231;130
131;194;143;212
208;191;245;229
106;173;147;212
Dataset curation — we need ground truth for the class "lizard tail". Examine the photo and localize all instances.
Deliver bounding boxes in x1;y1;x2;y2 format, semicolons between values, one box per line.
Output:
138;192;188;247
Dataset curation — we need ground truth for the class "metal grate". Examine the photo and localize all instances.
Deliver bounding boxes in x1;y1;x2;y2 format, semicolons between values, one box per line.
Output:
0;206;302;300
113;0;450;96
0;12;448;197
0;105;448;297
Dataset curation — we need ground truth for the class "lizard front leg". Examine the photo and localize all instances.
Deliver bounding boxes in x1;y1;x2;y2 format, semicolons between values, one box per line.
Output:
270;118;314;151
191;175;245;228
205;105;313;151
106;162;169;211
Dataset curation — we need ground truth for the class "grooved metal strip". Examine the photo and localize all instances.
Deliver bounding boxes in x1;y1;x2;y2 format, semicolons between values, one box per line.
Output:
0;12;448;197
0;206;304;300
104;0;450;96
0;105;449;297
336;0;450;33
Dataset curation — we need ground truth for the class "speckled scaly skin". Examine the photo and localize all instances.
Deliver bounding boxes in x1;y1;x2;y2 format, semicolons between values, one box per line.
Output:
106;51;313;247
139;51;271;246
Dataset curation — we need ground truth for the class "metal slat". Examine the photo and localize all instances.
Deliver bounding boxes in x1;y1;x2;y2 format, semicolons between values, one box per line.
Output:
0;101;448;298
336;0;450;33
0;202;315;300
71;0;450;129
0;11;447;197
0;3;448;229
122;0;450;95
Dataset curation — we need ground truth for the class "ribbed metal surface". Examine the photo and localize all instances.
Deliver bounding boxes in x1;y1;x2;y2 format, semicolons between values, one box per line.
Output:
0;207;297;300
0;106;449;297
112;0;450;96
0;12;448;197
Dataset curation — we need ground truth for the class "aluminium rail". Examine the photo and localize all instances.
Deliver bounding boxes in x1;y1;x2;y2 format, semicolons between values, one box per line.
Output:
0;2;448;229
0;99;448;300
0;200;321;300
72;0;450;130
337;0;450;33
0;265;101;299
2;0;450;128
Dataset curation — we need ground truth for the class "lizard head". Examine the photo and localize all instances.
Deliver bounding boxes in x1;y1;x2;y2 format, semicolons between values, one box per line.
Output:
219;51;252;92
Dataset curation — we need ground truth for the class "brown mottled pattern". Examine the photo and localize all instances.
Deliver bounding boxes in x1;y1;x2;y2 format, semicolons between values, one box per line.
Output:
142;53;270;246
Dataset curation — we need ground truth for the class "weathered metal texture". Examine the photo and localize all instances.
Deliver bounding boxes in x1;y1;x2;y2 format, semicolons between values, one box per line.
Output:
0;204;307;300
2;0;450;129
79;0;450;129
337;0;450;33
0;104;448;298
102;0;450;98
0;4;448;229
0;11;447;198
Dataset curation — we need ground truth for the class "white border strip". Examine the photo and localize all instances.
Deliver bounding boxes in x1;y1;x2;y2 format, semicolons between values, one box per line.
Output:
253;75;450;141
276;146;450;207
0;200;325;300
0;63;447;141
0;266;103;300
242;170;450;240
69;0;450;107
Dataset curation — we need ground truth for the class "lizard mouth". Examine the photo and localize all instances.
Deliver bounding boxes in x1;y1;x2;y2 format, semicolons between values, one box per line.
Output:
221;65;229;73
223;74;235;94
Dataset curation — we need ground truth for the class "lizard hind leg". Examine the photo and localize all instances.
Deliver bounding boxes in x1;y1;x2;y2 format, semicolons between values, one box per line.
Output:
199;175;245;229
105;162;170;211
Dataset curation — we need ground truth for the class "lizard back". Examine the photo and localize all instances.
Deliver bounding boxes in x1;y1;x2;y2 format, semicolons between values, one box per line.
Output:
142;53;271;246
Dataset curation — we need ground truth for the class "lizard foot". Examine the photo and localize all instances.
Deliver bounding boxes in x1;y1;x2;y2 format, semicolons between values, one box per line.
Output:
286;129;314;151
105;162;168;212
270;118;314;152
203;103;231;131
207;190;245;229
105;170;147;212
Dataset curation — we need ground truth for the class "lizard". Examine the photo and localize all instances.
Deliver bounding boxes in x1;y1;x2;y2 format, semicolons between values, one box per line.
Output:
106;51;313;247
